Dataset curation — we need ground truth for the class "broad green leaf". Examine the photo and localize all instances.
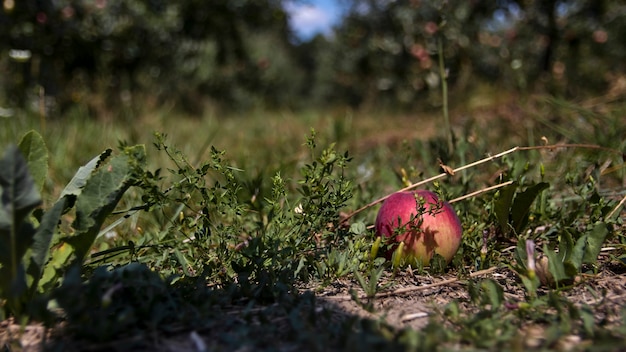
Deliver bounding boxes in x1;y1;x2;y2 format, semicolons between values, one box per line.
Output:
59;148;112;201
494;183;517;234
38;243;73;291
26;197;67;294
18;130;48;194
583;222;609;264
0;146;42;229
66;146;145;261
0;146;42;303
510;182;549;234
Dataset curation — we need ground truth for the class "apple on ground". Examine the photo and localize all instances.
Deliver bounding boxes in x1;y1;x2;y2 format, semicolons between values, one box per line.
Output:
375;190;462;266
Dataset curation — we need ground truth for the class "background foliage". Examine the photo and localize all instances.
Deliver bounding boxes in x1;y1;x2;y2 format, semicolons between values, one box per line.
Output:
1;0;625;115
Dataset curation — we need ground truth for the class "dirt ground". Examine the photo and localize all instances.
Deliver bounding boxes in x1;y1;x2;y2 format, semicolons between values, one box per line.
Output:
2;258;625;351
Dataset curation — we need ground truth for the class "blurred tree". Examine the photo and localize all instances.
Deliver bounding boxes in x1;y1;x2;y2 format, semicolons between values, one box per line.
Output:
169;0;304;111
0;0;182;113
0;0;301;115
310;0;506;109
310;0;625;109
0;0;624;114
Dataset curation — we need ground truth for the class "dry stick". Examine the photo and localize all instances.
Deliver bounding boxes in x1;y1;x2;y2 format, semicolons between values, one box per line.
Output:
341;146;519;223
449;180;515;204
517;143;624;155
326;266;498;301
341;143;625;224
607;193;626;220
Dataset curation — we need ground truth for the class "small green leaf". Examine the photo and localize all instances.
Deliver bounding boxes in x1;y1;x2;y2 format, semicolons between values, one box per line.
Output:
294;256;306;278
429;253;447;274
350;221;366;235
480;279;504;310
519;274;539;296
543;246;568;285
354;271;368;295
444;301;460;319
391;241;405;269
494;183;517;234
579;305;595;336
510;182;549;234
559;229;575;260
583;222;609;264
564;234;587;276
370;236;381;260
174;249;192;276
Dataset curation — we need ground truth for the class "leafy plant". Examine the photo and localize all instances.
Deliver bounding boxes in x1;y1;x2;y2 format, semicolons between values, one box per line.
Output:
0;130;146;320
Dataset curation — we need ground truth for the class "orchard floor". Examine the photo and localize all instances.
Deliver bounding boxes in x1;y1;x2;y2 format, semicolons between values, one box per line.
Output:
2;256;625;351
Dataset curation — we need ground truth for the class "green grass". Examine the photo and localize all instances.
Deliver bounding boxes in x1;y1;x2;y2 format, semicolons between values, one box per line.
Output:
1;93;625;351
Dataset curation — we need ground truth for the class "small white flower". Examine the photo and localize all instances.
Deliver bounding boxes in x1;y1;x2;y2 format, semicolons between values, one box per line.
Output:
104;230;118;240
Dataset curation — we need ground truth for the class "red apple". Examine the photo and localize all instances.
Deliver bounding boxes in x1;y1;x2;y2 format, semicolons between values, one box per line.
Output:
375;190;462;266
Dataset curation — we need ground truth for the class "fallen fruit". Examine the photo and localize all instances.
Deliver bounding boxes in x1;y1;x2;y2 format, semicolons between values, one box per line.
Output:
375;190;462;266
